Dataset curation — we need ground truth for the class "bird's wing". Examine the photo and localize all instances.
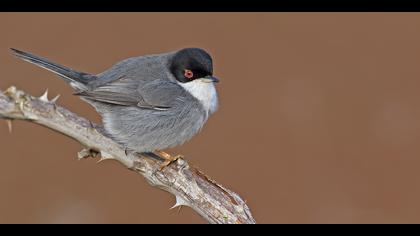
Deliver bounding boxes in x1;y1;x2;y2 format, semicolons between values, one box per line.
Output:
76;76;184;111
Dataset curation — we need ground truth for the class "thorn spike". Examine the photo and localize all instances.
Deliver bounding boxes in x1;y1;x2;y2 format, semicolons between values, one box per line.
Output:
51;94;60;103
6;119;12;133
170;195;189;210
96;151;115;163
39;89;49;102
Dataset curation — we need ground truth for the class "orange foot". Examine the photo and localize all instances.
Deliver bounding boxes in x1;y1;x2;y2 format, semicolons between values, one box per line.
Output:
155;150;183;170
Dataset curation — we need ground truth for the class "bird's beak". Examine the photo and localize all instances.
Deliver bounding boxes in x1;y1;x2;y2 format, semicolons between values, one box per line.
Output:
202;76;220;83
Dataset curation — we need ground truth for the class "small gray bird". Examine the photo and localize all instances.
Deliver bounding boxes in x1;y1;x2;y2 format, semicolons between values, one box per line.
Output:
11;48;219;165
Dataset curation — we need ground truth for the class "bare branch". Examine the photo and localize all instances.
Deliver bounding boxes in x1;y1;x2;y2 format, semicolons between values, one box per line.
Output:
0;86;256;224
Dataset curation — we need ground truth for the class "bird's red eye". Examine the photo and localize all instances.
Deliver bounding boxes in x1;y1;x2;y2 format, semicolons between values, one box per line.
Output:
184;69;194;79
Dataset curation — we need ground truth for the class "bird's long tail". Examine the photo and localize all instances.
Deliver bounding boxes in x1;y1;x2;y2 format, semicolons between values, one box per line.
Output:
10;48;92;90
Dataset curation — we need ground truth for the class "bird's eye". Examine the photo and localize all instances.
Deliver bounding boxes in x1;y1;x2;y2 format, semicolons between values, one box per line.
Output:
184;69;194;79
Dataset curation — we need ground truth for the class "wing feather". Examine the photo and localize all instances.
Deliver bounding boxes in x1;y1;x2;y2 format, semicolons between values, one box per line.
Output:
76;76;183;111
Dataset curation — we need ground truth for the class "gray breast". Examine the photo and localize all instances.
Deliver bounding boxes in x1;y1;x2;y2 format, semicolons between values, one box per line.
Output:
97;96;207;153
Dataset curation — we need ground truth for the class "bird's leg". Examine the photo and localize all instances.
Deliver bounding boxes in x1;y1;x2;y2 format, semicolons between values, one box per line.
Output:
155;150;183;170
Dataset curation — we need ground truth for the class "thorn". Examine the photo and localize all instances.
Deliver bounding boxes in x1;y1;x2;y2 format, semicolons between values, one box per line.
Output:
97;151;114;163
96;157;108;164
170;195;189;210
6;119;12;133
51;94;60;103
39;89;49;102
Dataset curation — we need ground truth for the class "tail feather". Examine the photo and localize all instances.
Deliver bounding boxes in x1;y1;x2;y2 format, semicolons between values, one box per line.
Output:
10;48;92;89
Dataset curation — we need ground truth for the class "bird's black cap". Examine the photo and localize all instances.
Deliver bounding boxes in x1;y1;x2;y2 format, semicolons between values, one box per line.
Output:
170;48;214;83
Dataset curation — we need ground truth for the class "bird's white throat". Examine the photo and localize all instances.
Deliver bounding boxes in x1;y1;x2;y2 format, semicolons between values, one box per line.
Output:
180;79;218;114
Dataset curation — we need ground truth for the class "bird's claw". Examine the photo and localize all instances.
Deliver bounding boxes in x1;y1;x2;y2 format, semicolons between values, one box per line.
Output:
156;150;184;170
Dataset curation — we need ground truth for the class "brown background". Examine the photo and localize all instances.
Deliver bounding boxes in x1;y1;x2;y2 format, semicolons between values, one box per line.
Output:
1;13;420;223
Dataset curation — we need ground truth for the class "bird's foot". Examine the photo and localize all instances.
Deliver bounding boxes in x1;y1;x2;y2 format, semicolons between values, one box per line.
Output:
155;150;184;170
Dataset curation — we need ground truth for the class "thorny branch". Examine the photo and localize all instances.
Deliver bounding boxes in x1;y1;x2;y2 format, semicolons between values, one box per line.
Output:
0;86;256;224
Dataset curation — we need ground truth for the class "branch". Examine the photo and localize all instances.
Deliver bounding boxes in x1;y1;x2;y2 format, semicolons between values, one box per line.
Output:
0;86;256;224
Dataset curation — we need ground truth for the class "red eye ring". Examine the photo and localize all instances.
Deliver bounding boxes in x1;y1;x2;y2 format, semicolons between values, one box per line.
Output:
184;69;194;79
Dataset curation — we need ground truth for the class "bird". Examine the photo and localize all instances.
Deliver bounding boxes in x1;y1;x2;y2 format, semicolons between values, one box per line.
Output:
10;47;219;167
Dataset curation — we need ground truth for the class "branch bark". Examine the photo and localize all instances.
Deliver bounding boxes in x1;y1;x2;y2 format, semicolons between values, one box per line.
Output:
0;86;256;224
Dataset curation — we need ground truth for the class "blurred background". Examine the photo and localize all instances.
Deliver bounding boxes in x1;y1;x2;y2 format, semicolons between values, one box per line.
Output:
1;13;420;223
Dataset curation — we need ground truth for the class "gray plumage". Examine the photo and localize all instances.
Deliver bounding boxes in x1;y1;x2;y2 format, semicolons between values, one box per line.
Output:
11;48;219;153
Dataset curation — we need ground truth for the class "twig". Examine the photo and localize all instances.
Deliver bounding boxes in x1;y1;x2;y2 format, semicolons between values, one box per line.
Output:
0;86;256;224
